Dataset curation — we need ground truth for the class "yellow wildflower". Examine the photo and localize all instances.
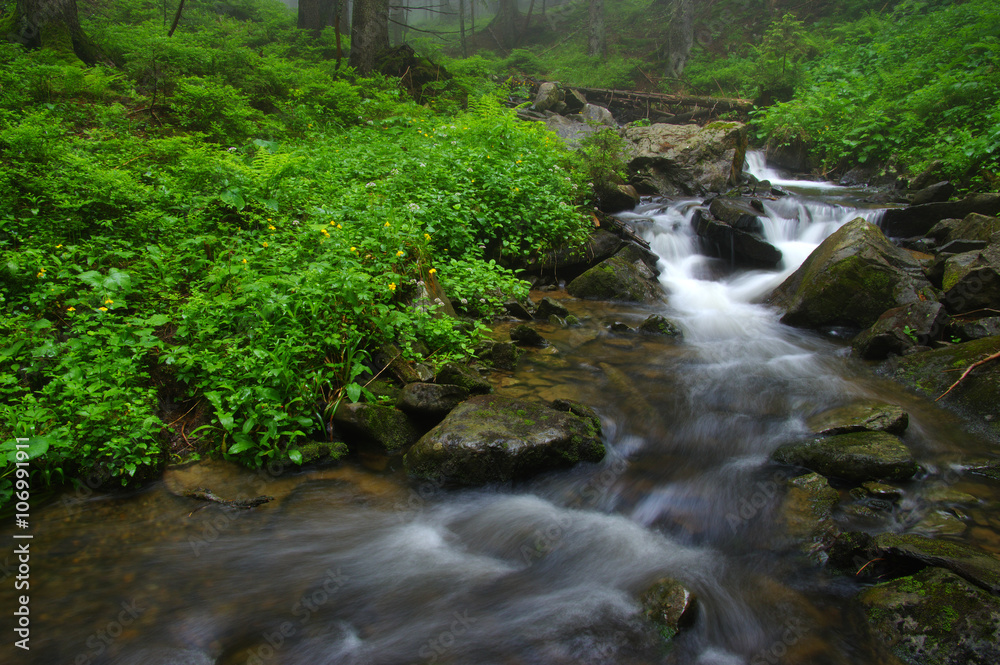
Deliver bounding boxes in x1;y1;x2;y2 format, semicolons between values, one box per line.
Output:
350;247;357;253
268;224;276;231
396;250;404;257
55;244;63;249
384;221;391;227
424;233;431;241
98;307;108;312
105;299;113;305
242;259;247;264
67;306;76;312
428;268;436;275
262;242;269;248
516;160;522;164
337;224;342;229
388;282;396;291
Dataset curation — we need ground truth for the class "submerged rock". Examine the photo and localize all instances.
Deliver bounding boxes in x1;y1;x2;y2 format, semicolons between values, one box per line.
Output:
775;472;840;558
807;401;909;436
640;576;696;641
534;296;570;320
772;431;917;482
766;218;936;330
857;566;1000;665
694;208;783;268
879;335;1000;438
510;324;547;347
404;395;605;485
638;314;683;337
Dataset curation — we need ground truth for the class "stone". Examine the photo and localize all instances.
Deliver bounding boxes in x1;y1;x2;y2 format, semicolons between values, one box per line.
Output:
926;212;1000;245
475;340;524;371
579;103;616;126
503;300;534;320
640;576;696;641
765;218;937;330
707;197;766;233
532;81;562;112
871;532;1000;593
948;315;1000;341
775;472;840;557
879;193;1000;238
909;180;955;206
623;121;748;196
593;182;640;213
880;335;1000;438
940;241;1000;313
638;314;683;337
909;159;945;191
807;401;909;436
771;431;917;482
566;249;665;303
333;403;422;455
396;383;470;421
694;210;783;269
534;296;569;320
510;324;547;347
403;395;605;485
527;229;625;281
857;566;1000;665
297;440;349;466
564;88;587;114
851;300;949;359
434;362;492;395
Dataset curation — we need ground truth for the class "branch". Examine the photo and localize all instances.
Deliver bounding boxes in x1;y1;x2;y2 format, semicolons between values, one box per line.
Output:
387;19;463;34
935;350;1000;401
167;0;186;37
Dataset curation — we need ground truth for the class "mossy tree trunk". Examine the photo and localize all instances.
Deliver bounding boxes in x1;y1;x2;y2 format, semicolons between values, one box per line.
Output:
587;0;605;57
483;0;520;52
297;0;339;38
8;0;102;64
349;0;389;74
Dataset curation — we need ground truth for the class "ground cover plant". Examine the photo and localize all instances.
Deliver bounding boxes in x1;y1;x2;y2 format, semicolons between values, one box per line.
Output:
0;0;592;507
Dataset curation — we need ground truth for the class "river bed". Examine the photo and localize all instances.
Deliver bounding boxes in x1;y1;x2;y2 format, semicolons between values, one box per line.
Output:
3;156;999;665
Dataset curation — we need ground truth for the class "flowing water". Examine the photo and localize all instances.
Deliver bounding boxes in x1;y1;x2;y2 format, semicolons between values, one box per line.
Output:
4;154;1000;665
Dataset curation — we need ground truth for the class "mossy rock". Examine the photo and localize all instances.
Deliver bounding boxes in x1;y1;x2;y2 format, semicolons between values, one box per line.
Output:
766;218;936;330
880;335;1000;439
640;576;696;643
510;324;547;347
851;301;949;360
871;533;1000;594
566;251;664;303
638;314;683;337
476;340;524;370
772;431;917;482
434;361;492;395
396;382;470;422
332;403;422;455
297;440;349;466
775;472;840;558
403;395;606;485
857;566;1000;665
807;401;909;436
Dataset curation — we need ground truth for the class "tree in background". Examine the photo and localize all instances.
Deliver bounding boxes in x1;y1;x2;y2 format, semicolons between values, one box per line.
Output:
588;0;605;57
297;0;339;36
484;0;520;51
349;0;389;73
4;0;103;64
663;0;693;78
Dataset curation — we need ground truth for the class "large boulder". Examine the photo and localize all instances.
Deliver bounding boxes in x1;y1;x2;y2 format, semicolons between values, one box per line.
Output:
532;81;562;112
566;247;665;303
870;533;1000;593
333;403;422;455
879;335;1000;438
526;229;625;281
879;193;1000;238
771;431;918;482
926;212;1000;246
403;395;605;485
623;122;748;196
765;218;937;330
774;472;840;558
857;566;1000;665
396;383;470;423
851;300;950;359
694;207;783;269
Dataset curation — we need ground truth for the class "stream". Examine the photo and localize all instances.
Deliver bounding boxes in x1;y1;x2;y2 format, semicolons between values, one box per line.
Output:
3;153;999;665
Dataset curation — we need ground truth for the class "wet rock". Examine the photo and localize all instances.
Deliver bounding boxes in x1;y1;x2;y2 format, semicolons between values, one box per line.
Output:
940;241;1000;313
807;401;909;436
871;532;1000;593
857;566;1000;665
526;229;624;281
771;431;918;482
608;321;634;333
623;122;747;196
948;315;1000;341
333;403;422;456
880;193;1000;238
851;301;949;359
594;181;641;213
766;135;814;173
879;335;1000;438
694;212;783;268
640;576;696;640
475;340;524;371
638;314;683;337
776;472;840;557
510;324;547;347
403;395;605;485
766;218;937;330
435;361;492;394
550;398;603;433
909;160;945;191
927;212;1000;246
297;440;350;466
707;197;767;233
397;383;470;422
503;300;534;320
909;180;954;206
566;248;665;303
579;103;616;126
534;296;569;320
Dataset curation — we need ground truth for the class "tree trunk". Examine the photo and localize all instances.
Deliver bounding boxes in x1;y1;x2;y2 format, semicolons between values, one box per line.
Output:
484;0;520;51
10;0;102;64
389;0;405;46
664;0;693;78
459;0;467;57
587;0;605;57
298;0;338;37
349;0;390;74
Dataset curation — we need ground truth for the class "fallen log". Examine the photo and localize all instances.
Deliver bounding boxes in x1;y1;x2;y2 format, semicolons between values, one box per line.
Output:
184;488;274;510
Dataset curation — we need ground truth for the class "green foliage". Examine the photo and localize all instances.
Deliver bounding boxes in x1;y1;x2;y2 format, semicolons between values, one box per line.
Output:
579;128;629;193
755;0;1000;186
0;3;593;505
